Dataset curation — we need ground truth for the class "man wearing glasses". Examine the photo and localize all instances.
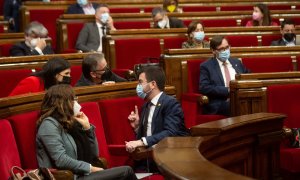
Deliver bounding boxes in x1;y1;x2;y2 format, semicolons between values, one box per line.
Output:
199;35;250;116
75;53;126;86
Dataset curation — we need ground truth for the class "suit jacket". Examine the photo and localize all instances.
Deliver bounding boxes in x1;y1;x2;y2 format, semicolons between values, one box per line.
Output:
66;3;98;14
9;76;44;96
76;22;104;52
136;92;189;147
36;117;98;175
199;57;250;115
4;0;21;32
271;38;289;46
10;42;54;56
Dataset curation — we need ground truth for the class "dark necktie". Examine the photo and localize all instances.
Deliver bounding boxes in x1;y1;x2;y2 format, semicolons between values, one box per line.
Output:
101;26;106;36
142;102;153;137
223;62;231;87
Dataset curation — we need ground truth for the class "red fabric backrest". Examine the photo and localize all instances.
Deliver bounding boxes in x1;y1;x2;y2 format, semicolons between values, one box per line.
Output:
227;35;258;47
8;111;40;169
0;120;21;180
163;37;186;49
182;6;216;12
292;17;300;26
110;8;140;13
114;21;151;29
98;96;144;144
267;84;300;128
112;69;129;78
0;43;13;57
261;34;282;46
268;5;293;10
29;9;65;51
0;25;5;33
114;38;161;69
202;19;237;27
297;56;300;71
80;102;111;164
0;69;33;98
66;23;84;51
220;6;252;11
241;56;293;73
70;65;82;86
241;18;252;26
187;59;206;93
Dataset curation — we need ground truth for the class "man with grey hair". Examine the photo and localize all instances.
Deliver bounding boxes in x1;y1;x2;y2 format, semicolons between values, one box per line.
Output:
151;7;185;29
75;53;126;86
10;21;54;56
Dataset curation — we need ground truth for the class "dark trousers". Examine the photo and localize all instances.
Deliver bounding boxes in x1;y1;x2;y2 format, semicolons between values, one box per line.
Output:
78;166;137;180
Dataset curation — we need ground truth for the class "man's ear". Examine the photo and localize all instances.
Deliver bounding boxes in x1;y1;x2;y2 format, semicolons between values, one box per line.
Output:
90;71;96;78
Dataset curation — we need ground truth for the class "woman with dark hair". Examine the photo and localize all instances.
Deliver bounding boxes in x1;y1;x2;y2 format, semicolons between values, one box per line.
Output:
246;3;278;27
9;57;71;96
162;0;182;13
36;84;137;179
182;20;210;49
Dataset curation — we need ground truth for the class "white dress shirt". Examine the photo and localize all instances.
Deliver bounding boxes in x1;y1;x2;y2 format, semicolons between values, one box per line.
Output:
96;22;106;52
216;58;236;87
82;3;95;15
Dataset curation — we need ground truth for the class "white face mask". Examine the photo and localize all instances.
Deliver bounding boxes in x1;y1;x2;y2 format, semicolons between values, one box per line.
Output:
100;13;110;24
30;38;39;48
77;0;88;6
73;101;82;116
158;19;167;29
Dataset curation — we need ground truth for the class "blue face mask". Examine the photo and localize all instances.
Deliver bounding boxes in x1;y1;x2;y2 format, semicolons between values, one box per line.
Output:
100;13;109;24
194;31;205;41
217;49;230;62
77;0;88;6
136;84;147;99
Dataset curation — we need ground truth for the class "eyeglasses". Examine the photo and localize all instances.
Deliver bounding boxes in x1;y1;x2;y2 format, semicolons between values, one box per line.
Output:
216;45;230;52
94;66;109;75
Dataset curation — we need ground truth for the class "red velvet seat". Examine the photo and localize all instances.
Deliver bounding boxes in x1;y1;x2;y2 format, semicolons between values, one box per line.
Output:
267;84;300;173
292;17;300;26
0;120;22;180
241;56;293;73
227;35;258;47
70;65;82;86
0;43;13;56
29;9;65;52
220;5;252;11
261;34;282;46
181;60;226;128
8;111;40;169
163;37;186;49
202;19;237;27
114;21;151;29
182;6;216;12
114;39;161;69
0;69;33;98
64;22;84;53
110;8;141;13
98;96;144;166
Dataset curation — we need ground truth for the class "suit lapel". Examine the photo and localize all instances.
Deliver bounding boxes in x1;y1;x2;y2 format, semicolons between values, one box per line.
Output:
151;93;164;133
213;58;225;86
93;23;100;43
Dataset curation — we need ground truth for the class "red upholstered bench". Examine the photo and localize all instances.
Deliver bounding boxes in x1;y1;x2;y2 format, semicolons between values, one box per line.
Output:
163;37;186;49
267;84;300;174
70;65;82;86
63;22;84;53
181;60;226;128
114;21;151;29
227;35;258;47
0;43;13;56
0;69;34;98
241;56;293;73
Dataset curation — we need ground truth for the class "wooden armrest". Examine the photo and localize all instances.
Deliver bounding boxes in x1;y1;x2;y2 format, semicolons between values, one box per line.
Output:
131;146;153;161
181;93;209;105
50;169;73;180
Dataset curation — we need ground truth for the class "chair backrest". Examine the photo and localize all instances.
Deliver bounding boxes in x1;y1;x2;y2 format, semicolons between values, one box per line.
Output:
0;120;21;180
267;84;300;128
202;19;238;27
241;56;293;73
80;102;111;165
261;34;282;46
66;22;84;52
182;6;216;12
114;38;161;69
187;59;207;93
0;43;13;56
114;21;151;29
163;37;186;49
220;5;252;11
0;69;33;98
227;35;258;47
8;111;40;169
110;7;140;13
98;96;144;145
70;65;82;86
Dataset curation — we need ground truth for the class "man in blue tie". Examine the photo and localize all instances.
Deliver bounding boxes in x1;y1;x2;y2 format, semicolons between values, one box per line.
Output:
200;35;250;116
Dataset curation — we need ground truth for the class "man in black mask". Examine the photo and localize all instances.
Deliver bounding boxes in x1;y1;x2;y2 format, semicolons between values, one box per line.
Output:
75;53;126;87
271;19;297;46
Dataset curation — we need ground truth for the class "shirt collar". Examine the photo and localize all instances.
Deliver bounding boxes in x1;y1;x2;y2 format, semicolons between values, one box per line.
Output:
151;92;163;106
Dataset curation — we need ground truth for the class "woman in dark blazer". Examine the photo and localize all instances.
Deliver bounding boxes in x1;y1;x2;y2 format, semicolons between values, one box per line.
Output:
36;84;137;180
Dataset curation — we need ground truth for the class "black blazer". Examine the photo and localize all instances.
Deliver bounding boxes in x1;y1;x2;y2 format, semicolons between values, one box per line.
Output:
271;39;288;46
10;42;54;56
66;3;99;14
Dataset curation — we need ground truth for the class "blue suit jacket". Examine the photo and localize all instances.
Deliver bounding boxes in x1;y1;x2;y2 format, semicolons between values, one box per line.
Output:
136;92;189;147
199;57;250;115
66;3;98;14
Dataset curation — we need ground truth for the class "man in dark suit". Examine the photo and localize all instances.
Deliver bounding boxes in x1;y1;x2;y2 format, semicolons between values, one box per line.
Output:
271;19;296;46
200;35;250;116
76;4;116;52
66;0;98;14
10;21;54;56
75;53;126;86
126;66;189;153
151;7;185;29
